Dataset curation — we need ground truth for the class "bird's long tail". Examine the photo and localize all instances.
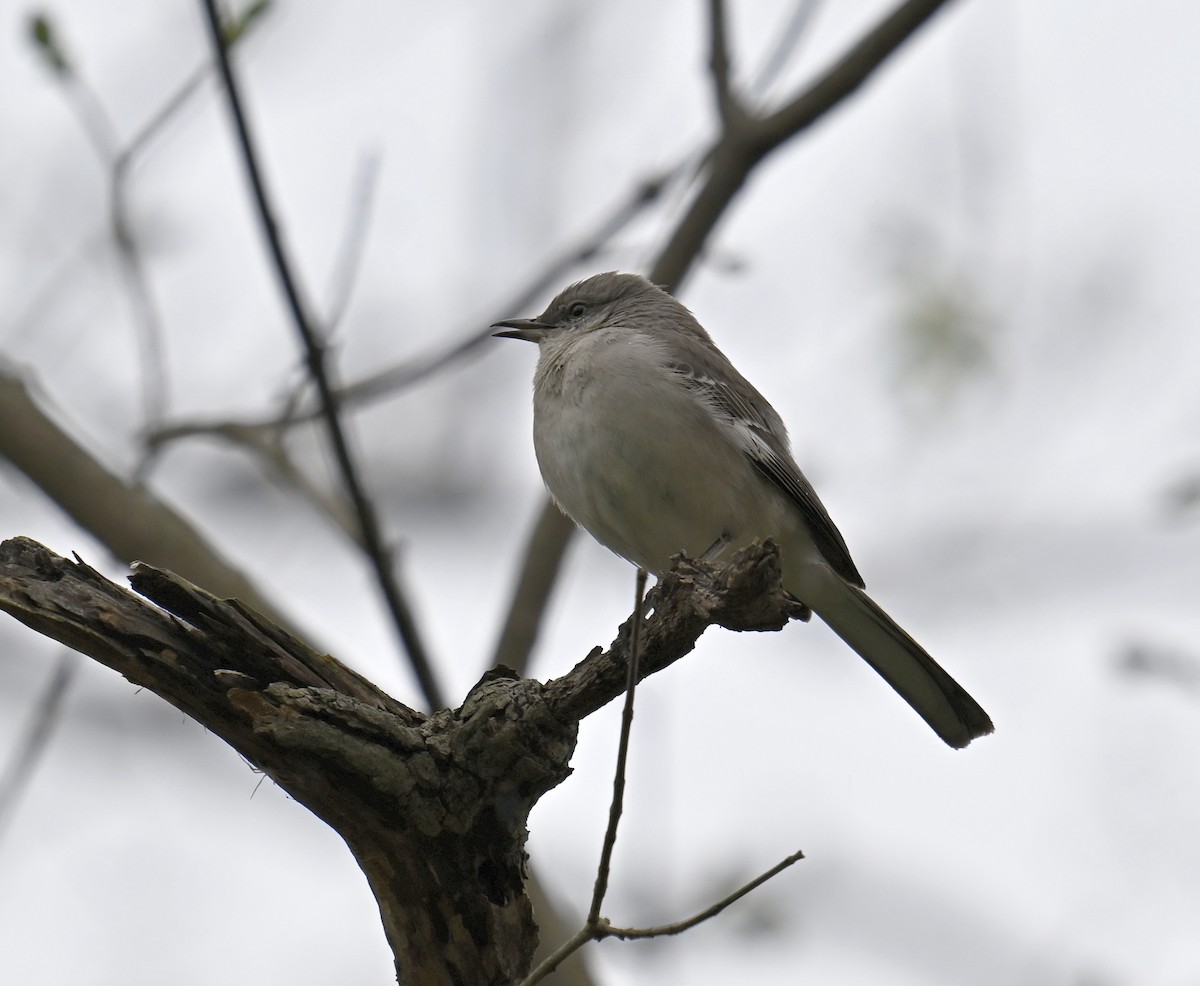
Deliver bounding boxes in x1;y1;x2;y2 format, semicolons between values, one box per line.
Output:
804;574;993;748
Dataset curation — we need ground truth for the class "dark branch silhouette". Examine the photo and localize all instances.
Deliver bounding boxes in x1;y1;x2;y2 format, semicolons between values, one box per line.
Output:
198;0;444;711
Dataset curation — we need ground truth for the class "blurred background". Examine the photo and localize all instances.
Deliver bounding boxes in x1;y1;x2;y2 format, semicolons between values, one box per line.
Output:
2;1;1199;983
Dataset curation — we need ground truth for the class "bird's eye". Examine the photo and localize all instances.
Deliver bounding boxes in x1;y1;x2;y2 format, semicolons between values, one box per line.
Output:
567;302;588;319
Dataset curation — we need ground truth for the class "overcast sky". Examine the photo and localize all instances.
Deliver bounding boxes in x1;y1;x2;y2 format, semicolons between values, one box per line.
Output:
2;2;1199;984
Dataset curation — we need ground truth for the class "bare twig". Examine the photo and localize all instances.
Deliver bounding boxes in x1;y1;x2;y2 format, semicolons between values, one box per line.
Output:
29;11;169;431
518;551;804;985
656;0;958;292
147;419;360;539
0;364;296;631
323;149;382;329
1;536;796;982
0;651;77;846
198;0;444;711
499;0;961;676
491;501;576;673
117;65;209;168
750;0;825;99
519;926;594;986
143;165;678;476
606;850;805;939
523;847;804;984
707;0;738;124
520;570;649;986
25;6;274;446
112;209;170;441
758;0;957;144
307;167;680;410
588;567;648;924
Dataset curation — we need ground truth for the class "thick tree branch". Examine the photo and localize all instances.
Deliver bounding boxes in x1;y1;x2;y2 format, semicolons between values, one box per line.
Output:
0;365;294;631
0;537;552;983
542;539;803;724
491;502;575;674
0;535;798;983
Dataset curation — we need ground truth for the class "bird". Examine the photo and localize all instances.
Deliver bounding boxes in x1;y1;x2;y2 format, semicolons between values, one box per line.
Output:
493;271;993;748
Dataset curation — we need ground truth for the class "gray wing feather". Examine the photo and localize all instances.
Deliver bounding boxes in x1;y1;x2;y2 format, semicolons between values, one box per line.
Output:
666;356;865;588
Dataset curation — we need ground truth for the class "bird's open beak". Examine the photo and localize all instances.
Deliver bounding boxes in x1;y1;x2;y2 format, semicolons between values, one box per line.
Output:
491;318;552;343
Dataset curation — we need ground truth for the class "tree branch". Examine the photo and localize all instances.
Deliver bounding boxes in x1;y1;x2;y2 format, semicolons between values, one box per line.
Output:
605;849;805;939
0;537;553;983
0;535;799;982
197;0;444;711
759;0;956;142
0;651;77;846
0;364;295;631
706;0;740;126
542;539;803;724
659;0;957;291
586;568;647;925
497;0;960;679
523;847;804;985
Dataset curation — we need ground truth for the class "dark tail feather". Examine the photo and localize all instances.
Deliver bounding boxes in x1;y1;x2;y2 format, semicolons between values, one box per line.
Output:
807;576;994;749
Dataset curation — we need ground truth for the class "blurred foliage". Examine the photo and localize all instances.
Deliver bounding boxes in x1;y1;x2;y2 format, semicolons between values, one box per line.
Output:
27;12;72;77
27;2;273;77
1163;470;1200;521
222;0;273;47
892;263;992;406
1118;640;1200;697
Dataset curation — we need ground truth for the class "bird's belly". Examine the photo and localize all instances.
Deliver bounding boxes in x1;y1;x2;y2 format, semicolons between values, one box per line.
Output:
534;384;786;574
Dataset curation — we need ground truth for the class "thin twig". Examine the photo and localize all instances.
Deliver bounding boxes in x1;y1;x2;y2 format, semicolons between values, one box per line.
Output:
0;652;77;846
117;64;209;169
520;569;648;986
327;168;679;408
146;165;678;459
490;501;575;674
149;419;360;538
707;0;737;124
111;198;170;442
520;926;595;986
39;20;169;432
197;0;445;711
498;0;961;685
10;9;261;361
324;149;382;329
606;849;805;939
522;847;803;981
588;567;647;923
28;7;274;450
750;0;825;99
758;0;957;143
59;75;120;161
522;850;804;982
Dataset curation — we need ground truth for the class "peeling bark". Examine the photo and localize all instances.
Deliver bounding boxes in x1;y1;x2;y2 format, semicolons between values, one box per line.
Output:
0;536;795;983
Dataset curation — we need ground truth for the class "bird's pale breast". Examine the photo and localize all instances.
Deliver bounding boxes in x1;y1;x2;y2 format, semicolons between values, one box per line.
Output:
532;329;790;574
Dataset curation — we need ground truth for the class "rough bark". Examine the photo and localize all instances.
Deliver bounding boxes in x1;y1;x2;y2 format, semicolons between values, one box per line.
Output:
0;535;796;983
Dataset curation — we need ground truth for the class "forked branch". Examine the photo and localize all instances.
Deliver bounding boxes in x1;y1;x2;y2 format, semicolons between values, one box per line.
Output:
0;535;799;984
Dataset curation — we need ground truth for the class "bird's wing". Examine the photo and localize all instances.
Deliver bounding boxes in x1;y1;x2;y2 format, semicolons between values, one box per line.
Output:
666;356;865;588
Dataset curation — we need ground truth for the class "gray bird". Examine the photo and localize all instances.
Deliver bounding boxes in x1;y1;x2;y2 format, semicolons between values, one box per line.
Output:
495;271;993;748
